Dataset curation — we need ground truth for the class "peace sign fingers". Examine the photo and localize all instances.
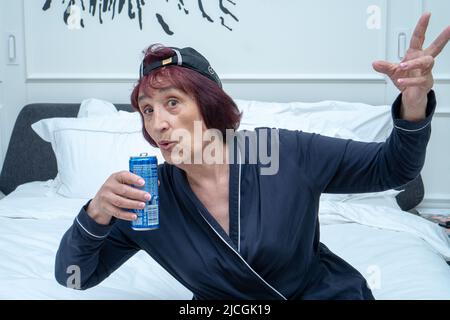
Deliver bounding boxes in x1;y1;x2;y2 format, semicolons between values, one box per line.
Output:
409;12;432;50
424;25;450;58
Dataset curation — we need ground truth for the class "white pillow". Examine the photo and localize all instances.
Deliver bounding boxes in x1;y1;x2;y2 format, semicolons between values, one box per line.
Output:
235;99;393;142
49;98;121;189
234;98;401;209
77;98;118;118
31;114;163;199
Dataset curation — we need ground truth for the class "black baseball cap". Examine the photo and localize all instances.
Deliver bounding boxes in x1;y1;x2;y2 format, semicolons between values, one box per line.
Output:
139;46;222;88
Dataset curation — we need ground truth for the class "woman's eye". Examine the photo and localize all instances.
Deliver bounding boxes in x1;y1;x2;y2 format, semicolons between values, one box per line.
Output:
143;107;153;115
167;99;178;107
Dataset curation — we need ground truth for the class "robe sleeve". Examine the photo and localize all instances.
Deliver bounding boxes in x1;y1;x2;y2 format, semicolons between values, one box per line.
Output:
54;199;140;290
294;90;436;194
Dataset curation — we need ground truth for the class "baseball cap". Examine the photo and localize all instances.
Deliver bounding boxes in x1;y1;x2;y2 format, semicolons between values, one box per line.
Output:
139;46;222;88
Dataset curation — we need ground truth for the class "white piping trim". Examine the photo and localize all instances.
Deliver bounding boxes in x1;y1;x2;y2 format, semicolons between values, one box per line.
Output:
394;121;430;132
173;49;182;66
139;62;144;78
197;209;287;300
196;141;286;300
76;217;108;240
237;147;242;253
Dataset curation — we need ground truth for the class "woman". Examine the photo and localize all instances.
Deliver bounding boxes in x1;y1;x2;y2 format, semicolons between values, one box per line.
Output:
55;13;448;299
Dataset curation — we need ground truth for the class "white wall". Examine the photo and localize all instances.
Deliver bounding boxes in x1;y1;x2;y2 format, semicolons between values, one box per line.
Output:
414;0;450;209
1;0;449;208
1;0;27;174
0;0;5;167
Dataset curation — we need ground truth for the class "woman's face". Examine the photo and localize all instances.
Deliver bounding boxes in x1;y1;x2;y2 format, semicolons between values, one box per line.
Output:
138;86;207;165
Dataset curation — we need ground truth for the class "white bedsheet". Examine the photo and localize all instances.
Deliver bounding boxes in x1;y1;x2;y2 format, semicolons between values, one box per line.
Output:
0;217;192;299
0;180;449;299
320;223;450;300
0;180;192;300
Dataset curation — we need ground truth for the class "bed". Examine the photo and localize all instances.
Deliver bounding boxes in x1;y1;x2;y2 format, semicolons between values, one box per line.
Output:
0;99;449;300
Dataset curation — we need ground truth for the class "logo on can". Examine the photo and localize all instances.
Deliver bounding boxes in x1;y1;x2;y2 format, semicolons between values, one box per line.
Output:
129;153;159;231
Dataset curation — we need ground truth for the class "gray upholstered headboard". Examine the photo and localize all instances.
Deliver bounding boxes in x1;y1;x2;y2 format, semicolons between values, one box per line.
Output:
0;103;424;211
0;103;133;196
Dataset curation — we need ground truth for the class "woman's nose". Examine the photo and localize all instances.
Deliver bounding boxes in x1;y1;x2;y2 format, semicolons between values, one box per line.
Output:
152;107;170;132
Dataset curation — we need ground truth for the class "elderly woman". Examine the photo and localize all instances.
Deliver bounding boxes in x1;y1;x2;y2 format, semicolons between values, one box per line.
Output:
55;13;448;299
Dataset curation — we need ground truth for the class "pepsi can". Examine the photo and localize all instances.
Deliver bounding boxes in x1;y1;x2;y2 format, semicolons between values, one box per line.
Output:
129;153;159;231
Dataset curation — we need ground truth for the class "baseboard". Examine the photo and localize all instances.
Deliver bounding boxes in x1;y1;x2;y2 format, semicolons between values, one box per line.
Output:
418;195;450;209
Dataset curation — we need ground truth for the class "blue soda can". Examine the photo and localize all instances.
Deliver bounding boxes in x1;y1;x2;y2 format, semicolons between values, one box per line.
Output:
129;153;159;231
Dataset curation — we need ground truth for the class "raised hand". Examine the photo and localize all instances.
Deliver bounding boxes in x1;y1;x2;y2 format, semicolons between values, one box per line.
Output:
372;13;450;120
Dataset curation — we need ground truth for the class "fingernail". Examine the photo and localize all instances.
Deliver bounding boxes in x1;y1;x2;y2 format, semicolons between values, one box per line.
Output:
140;202;145;208
138;179;145;185
133;215;137;220
400;62;408;68
398;79;404;84
145;193;151;200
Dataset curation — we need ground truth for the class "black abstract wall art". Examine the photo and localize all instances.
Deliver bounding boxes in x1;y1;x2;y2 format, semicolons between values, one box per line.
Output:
42;0;239;34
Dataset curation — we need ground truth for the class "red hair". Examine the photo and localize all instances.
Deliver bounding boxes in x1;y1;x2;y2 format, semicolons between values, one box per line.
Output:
130;44;242;147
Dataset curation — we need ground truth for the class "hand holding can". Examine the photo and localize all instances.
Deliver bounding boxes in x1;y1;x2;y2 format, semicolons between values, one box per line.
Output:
129;154;160;231
86;171;152;226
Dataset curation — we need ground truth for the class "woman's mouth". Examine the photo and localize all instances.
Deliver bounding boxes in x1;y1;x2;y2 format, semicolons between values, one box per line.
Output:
158;141;177;151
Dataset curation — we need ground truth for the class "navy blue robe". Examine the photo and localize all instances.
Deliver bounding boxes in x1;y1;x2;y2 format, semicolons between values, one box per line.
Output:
55;91;436;299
